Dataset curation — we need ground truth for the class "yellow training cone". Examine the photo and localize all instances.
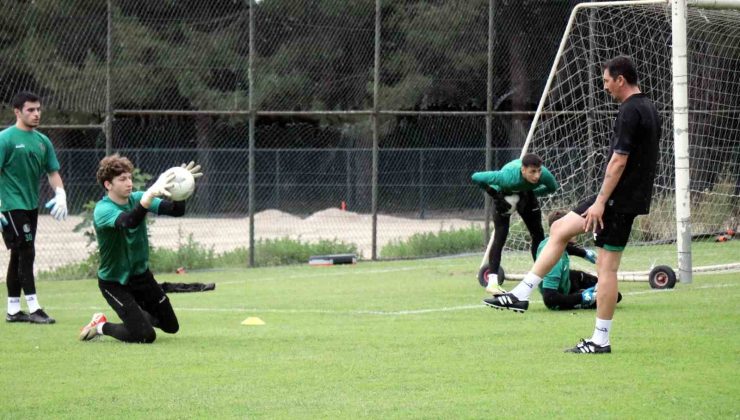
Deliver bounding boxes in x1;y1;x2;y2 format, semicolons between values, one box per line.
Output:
241;317;265;326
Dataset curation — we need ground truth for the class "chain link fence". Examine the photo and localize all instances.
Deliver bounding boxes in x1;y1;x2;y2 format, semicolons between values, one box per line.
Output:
2;0;590;278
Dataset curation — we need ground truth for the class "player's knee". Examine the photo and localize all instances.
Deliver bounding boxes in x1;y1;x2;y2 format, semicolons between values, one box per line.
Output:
131;327;157;343
160;320;179;334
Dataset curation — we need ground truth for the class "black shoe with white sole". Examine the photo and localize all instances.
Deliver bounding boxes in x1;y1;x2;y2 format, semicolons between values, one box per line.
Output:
6;311;31;323
564;339;611;354
483;293;529;313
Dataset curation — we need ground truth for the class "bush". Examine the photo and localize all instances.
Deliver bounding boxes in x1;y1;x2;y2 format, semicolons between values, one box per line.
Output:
381;225;485;259
39;235;359;280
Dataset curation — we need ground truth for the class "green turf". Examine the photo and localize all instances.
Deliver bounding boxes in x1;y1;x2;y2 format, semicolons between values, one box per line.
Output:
1;258;738;418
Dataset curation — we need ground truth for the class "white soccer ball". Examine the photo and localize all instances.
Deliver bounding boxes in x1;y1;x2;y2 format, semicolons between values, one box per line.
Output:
167;166;195;201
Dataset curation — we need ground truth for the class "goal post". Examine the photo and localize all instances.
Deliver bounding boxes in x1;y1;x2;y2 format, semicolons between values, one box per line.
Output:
517;0;740;281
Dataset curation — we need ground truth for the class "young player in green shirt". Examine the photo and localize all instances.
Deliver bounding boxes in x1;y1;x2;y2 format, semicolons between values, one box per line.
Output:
79;154;202;343
471;153;558;293
2;91;68;324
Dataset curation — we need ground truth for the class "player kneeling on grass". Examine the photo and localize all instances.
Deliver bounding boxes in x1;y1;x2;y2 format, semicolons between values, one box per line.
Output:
79;154;202;343
491;210;622;311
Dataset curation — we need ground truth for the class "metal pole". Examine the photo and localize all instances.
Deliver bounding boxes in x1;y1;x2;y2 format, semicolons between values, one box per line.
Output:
371;0;381;260
248;0;256;267
105;0;113;155
484;0;495;244
672;0;692;283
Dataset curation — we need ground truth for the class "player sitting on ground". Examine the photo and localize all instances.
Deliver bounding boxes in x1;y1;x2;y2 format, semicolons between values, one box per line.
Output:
489;210;622;311
471;153;558;294
79;154;202;343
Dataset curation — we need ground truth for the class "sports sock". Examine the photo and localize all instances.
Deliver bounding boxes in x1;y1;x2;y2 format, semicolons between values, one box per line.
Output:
485;273;498;288
510;272;542;301
590;317;612;346
8;297;21;315
26;294;41;313
96;322;106;335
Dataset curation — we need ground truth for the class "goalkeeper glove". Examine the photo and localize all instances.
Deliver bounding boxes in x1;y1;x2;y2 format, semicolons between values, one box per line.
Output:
584;249;598;264
181;161;203;181
581;286;597;308
44;187;68;221
141;169;176;207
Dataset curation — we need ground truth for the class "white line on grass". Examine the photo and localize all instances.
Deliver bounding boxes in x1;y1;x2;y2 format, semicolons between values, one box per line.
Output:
49;282;737;316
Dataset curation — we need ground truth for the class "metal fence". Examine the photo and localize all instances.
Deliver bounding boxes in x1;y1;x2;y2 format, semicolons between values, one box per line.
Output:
1;0;587;277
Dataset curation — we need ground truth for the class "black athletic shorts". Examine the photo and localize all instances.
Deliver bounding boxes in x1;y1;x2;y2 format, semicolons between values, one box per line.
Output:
573;196;637;251
2;209;38;249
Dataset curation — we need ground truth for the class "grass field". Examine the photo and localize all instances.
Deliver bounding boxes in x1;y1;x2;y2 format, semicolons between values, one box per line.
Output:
1;253;738;418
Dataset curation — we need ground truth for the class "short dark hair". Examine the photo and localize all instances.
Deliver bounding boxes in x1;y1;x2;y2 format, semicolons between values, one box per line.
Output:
521;153;542;168
547;209;568;227
603;56;638;85
97;154;134;189
12;91;41;110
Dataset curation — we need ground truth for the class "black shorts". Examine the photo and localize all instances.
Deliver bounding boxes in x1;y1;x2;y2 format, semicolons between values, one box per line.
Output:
573;196;637;251
2;209;38;249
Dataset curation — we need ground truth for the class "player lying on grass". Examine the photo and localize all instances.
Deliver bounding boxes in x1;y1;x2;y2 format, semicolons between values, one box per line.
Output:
471;153;558;294
486;209;622;311
79;154;202;343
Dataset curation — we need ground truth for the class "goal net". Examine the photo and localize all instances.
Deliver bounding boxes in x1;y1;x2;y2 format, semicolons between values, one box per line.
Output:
503;0;740;280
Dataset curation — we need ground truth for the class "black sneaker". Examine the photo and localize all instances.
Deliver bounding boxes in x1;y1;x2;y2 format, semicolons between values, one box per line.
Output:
565;339;611;354
6;311;31;323
29;309;56;324
483;293;529;313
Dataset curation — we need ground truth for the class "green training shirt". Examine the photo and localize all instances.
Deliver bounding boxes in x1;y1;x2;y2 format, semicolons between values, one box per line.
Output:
470;158;558;196
0;126;61;211
536;237;571;295
94;191;162;284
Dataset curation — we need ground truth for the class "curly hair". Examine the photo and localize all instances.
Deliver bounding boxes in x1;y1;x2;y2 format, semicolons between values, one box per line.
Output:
96;154;134;189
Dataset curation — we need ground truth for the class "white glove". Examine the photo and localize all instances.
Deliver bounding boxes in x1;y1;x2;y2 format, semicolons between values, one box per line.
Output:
181;161;203;180
0;213;7;231
142;170;176;204
503;194;519;214
45;187;68;221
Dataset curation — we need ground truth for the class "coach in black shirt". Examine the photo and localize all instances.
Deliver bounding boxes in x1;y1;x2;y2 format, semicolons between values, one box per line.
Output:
486;56;661;354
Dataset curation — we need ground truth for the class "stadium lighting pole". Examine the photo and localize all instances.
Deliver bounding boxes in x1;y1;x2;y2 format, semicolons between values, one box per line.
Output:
370;0;381;260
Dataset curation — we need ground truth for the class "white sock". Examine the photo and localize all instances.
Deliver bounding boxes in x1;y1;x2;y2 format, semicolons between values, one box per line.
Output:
26;294;41;313
485;273;498;288
96;322;106;335
8;297;21;315
510;272;542;301
590;318;612;346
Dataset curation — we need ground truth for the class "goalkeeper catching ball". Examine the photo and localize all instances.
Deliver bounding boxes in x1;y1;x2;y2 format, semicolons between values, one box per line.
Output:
471;153;558;294
79;154;202;343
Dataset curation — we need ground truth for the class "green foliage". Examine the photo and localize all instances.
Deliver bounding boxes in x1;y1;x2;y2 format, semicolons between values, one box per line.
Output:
148;231;217;273
254;237;357;266
39;234;358;280
381;225;485;258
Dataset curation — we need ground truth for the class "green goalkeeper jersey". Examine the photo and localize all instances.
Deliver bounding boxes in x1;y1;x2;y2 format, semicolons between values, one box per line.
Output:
536;237;571;295
0;126;60;211
94;191;162;284
470;158;558;196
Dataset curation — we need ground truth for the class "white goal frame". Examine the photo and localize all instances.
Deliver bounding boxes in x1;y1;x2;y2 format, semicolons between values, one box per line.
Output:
520;0;740;283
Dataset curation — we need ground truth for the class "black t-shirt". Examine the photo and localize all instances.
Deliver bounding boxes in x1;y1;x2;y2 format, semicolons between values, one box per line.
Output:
606;93;661;214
